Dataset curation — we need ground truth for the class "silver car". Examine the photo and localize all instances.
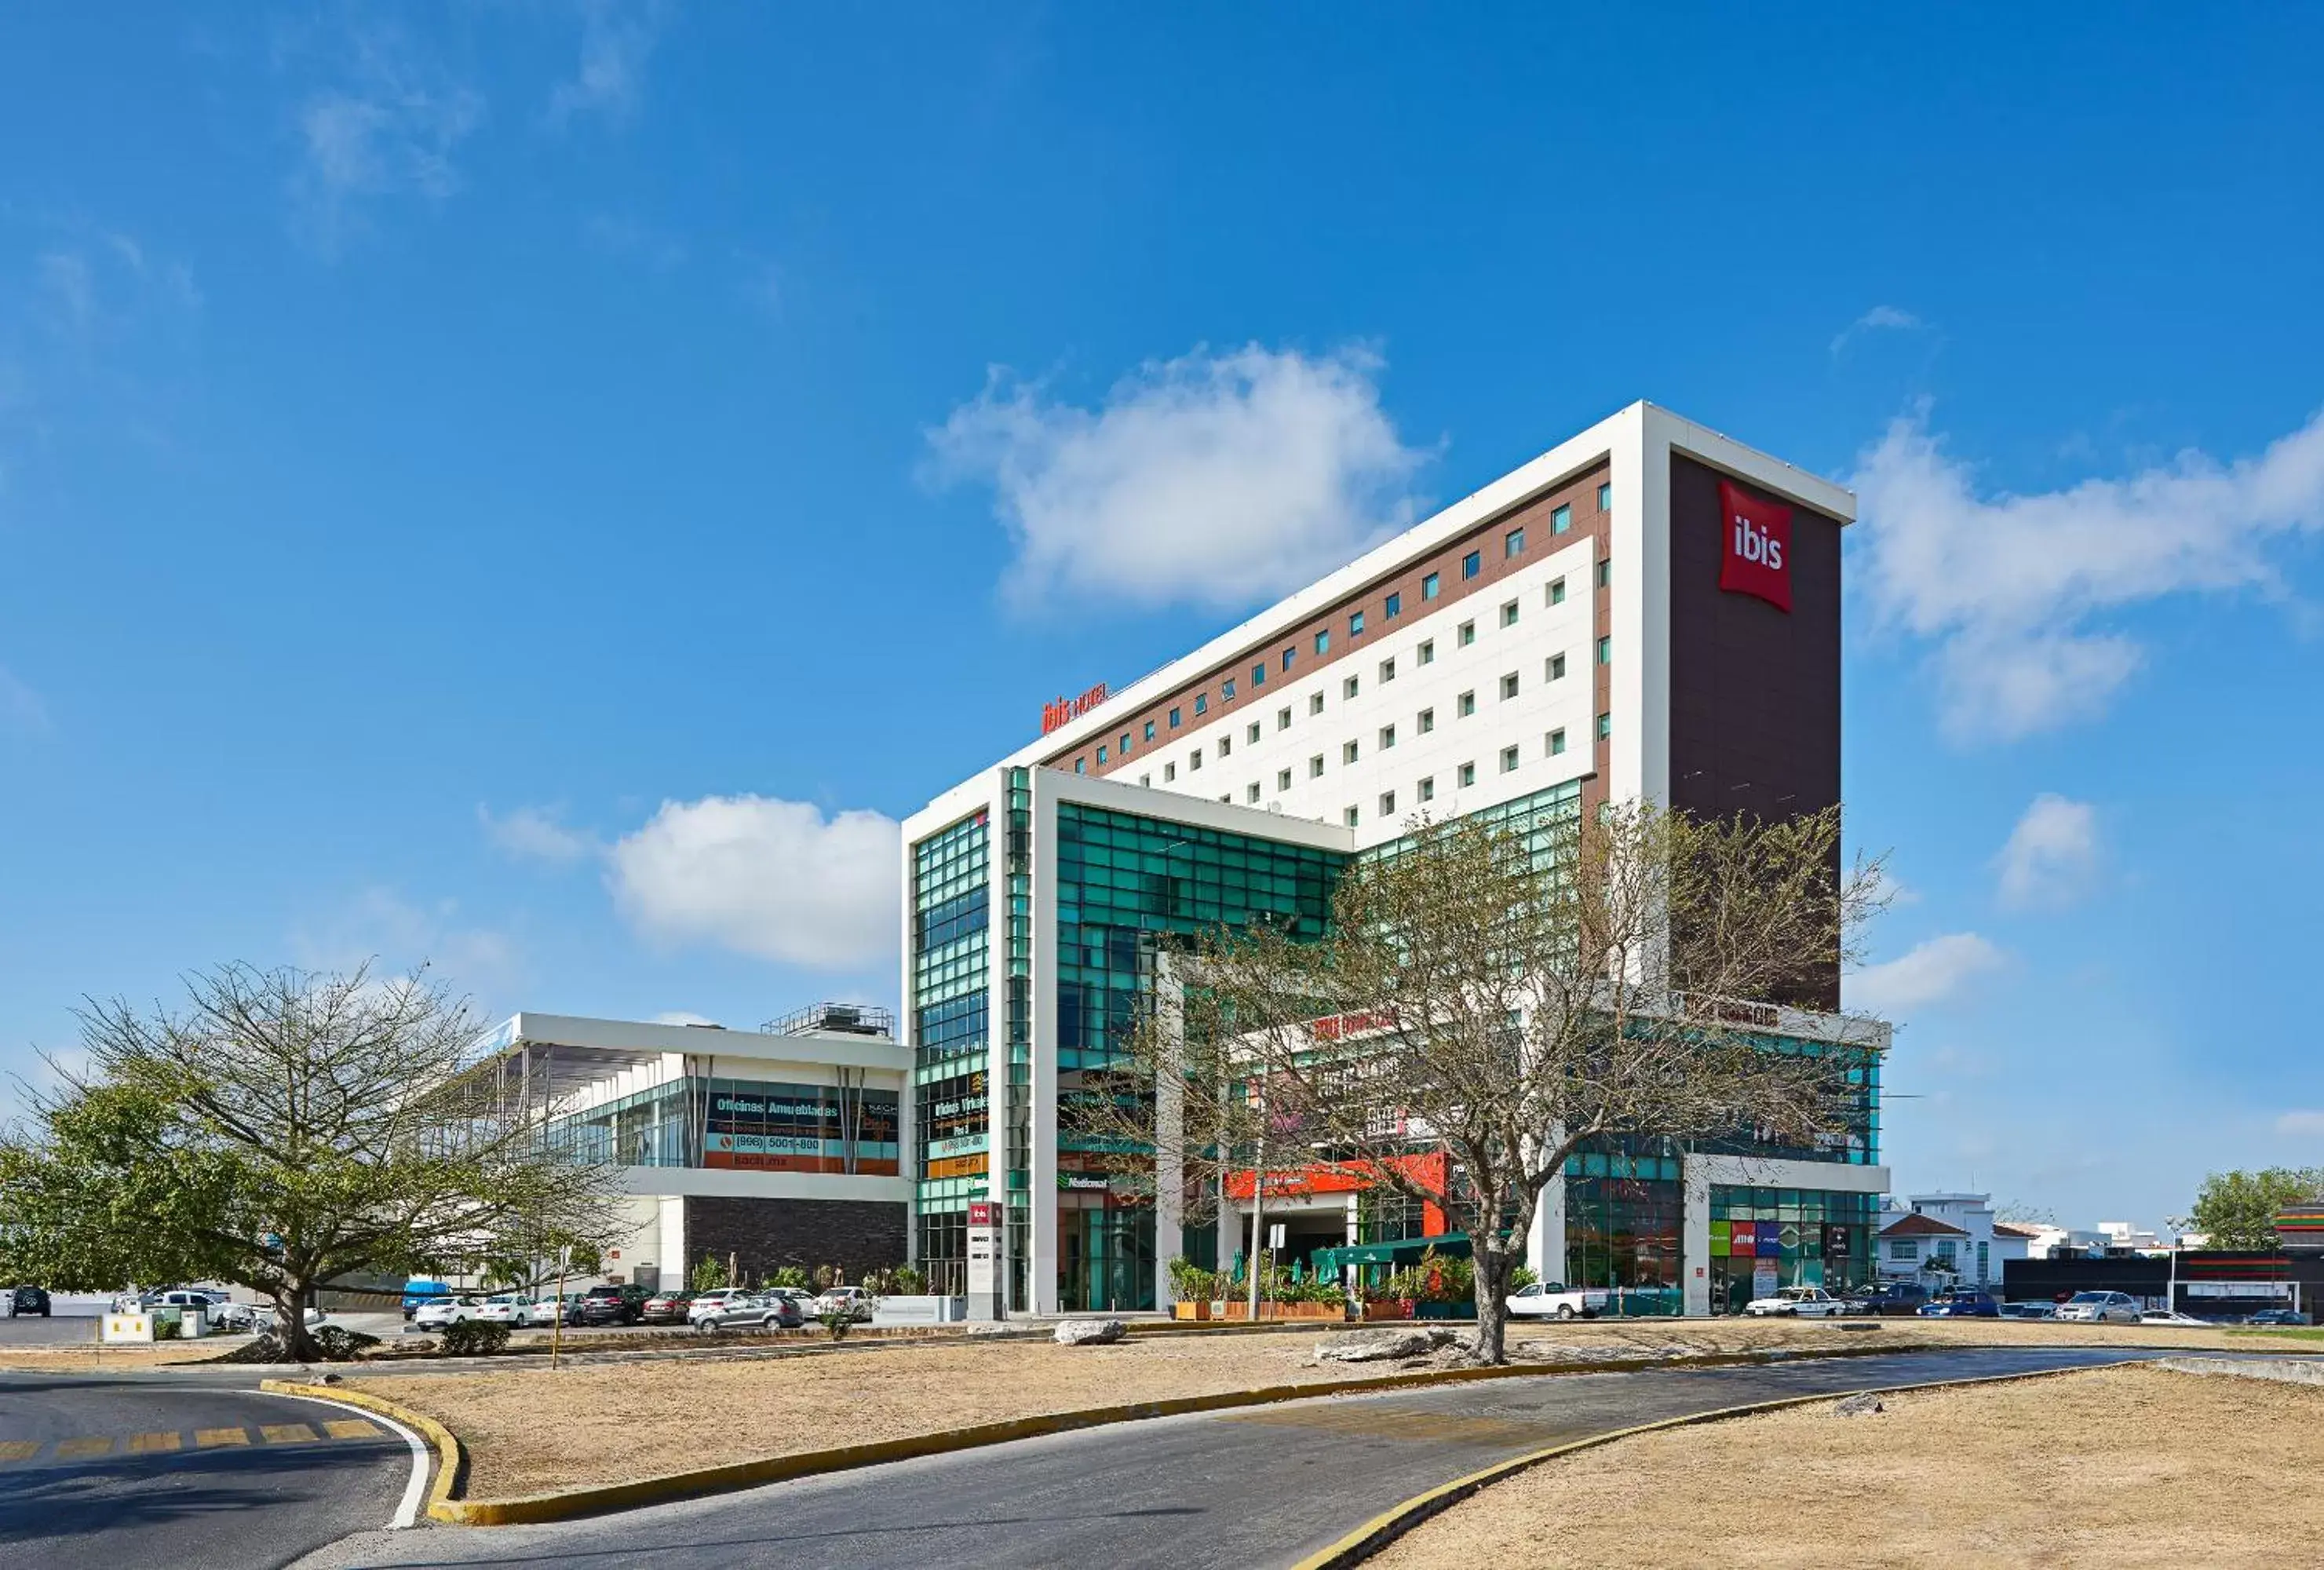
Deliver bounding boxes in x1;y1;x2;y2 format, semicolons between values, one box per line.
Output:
2055;1290;2141;1324
689;1290;780;1331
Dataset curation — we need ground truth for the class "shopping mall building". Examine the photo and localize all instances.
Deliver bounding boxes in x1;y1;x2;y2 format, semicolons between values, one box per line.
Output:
901;401;1890;1316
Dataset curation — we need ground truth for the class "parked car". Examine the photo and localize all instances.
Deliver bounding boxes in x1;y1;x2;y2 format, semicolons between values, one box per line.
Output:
1919;1291;2001;1319
1848;1282;1931;1317
522;1294;578;1327
5;1286;51;1317
808;1285;875;1322
571;1284;650;1327
1997;1302;2057;1320
1505;1281;1609;1320
1745;1285;1850;1318
2140;1309;2211;1327
2055;1291;2142;1324
210;1300;263;1332
640;1290;698;1325
2246;1308;2312;1327
688;1289;776;1331
476;1294;535;1327
411;1296;483;1331
401;1277;451;1320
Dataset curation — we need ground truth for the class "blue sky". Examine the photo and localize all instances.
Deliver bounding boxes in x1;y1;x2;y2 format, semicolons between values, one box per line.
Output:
4;5;2322;1234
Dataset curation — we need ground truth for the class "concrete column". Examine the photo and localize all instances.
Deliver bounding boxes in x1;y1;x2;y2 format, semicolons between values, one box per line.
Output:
1527;1168;1567;1283
1028;776;1060;1314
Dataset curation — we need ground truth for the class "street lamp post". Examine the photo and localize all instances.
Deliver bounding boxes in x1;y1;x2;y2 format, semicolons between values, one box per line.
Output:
2164;1214;2190;1316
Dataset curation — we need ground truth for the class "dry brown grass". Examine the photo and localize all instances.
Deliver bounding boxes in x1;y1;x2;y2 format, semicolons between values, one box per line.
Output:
1375;1364;2324;1568
0;1342;216;1371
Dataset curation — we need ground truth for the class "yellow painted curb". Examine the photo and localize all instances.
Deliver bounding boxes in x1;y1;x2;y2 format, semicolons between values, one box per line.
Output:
348;1340;1921;1527
260;1380;466;1523
1284;1359;2155;1570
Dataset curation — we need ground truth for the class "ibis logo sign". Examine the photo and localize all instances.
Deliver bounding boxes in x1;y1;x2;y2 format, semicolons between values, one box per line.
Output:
1717;480;1793;614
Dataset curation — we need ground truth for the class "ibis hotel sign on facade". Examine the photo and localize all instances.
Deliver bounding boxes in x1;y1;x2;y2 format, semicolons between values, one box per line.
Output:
1718;478;1793;613
1042;682;1109;736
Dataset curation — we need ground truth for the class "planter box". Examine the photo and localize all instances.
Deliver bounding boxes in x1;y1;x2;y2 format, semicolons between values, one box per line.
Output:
1362;1300;1414;1320
1414;1301;1471;1320
1220;1301;1342;1321
1172;1302;1213;1322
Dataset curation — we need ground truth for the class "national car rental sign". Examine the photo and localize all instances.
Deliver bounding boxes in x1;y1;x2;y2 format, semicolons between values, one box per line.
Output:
1717;478;1793;613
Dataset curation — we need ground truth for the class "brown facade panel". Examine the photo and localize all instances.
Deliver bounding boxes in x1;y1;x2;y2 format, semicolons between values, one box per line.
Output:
1045;462;1612;778
1665;452;1844;1008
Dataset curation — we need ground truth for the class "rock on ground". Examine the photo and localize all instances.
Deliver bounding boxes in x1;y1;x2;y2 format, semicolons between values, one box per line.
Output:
1053;1319;1125;1346
1315;1327;1457;1363
1833;1393;1884;1417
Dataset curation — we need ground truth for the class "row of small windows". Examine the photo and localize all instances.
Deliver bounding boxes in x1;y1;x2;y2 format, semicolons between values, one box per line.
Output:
1185;711;1612;816
1078;494;1611;771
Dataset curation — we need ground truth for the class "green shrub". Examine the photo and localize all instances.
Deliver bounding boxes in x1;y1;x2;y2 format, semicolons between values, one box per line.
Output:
769;1265;809;1290
891;1265;926;1295
440;1319;512;1356
1510;1265;1540;1292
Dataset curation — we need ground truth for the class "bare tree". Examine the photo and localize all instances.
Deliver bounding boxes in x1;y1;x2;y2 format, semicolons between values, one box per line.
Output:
1090;800;1887;1363
0;963;623;1360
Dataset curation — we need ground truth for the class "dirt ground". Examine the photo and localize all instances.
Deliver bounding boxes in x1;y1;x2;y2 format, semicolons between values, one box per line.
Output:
348;1316;2322;1499
1375;1364;2324;1568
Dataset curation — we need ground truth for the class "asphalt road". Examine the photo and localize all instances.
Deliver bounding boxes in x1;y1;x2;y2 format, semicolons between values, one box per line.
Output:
0;1370;418;1570
293;1343;2153;1570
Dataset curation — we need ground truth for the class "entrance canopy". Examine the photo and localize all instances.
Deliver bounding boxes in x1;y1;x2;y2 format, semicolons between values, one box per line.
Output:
1311;1232;1470;1273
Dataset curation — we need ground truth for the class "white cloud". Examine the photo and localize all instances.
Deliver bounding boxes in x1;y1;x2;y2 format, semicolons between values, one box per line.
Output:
289;26;485;253
1994;794;2101;911
607;794;899;971
2276;1110;2324;1139
1830;305;1925;357
0;665;49;735
930;342;1432;613
1846;932;2008;1015
1851;406;2324;740
479;803;598;865
547;0;668;128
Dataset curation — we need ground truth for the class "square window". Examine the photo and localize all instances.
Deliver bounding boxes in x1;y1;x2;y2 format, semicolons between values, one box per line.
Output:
1501;672;1520;699
1315;630;1330;655
1458;690;1476;717
1310;693;1326;716
1246;783;1261;804
1164;762;1177;782
1598;713;1611;738
1379;725;1396;750
1190;748;1203;770
1252;663;1267;688
1462;550;1482;579
1418;707;1435;733
1343;740;1359;764
1458;761;1476;787
1505;527;1525;558
1417;639;1435;666
1277;706;1292;731
1344;675;1360;699
1598;480;1611;513
1417;776;1435;803
1379;790;1396;816
1458;620;1476;647
1598;636;1611;664
1218;735;1232;758
1349;610;1366;637
1120;732;1132;753
1380;657;1396;683
1310;754;1326;779
1552;503;1572;534
1550;652;1568;681
1549;728;1567;755
1194;693;1209;715
1096;745;1108;764
1385;591;1402;619
1344;806;1359;827
1074;758;1087;774
1549;578;1567;606
1278;768;1293;790
1169;707;1182;729
1140;773;1151;787
1222;678;1236;701
1282;648;1296;672
1501;600;1518;628
1500;745;1520;773
1597;559;1610;588
1144;721;1157;742
1247;721;1261;744
1422;572;1440;600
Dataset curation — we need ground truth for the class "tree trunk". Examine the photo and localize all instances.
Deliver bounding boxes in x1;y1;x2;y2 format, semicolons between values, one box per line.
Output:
1471;1242;1515;1364
275;1282;319;1363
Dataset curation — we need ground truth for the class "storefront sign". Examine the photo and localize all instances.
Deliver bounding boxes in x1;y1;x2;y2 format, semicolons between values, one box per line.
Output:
965;1202;1000;1312
1718;479;1793;613
1042;682;1110;735
1752;1259;1780;1299
2187;1281;2294;1298
1308;1010;1395;1042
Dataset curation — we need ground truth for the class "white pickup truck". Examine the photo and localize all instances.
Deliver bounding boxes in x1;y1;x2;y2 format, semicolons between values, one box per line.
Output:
1505;1281;1611;1320
1743;1284;1850;1317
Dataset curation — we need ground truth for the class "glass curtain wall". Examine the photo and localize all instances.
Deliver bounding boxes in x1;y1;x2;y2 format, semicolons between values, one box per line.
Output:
911;811;989;1294
1706;1185;1877;1312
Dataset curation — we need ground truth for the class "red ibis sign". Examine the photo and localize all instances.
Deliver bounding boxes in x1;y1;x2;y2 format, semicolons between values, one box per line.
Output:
1042;682;1109;736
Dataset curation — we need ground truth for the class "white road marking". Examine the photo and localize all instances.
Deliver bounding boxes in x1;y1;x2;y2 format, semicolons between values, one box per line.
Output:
261;1391;432;1530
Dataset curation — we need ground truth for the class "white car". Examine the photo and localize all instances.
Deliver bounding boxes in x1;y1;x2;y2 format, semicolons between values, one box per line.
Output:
1745;1285;1849;1318
476;1294;534;1326
2140;1309;2210;1327
410;1295;483;1331
686;1288;760;1326
2056;1291;2142;1324
808;1286;873;1321
1505;1281;1609;1320
522;1295;573;1327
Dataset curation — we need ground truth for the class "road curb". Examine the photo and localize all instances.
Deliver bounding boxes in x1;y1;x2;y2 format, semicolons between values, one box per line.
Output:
342;1339;1944;1527
1284;1358;2159;1570
260;1380;466;1524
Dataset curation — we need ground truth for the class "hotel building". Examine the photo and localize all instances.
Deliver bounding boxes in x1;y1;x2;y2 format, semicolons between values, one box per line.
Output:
902;401;1890;1316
